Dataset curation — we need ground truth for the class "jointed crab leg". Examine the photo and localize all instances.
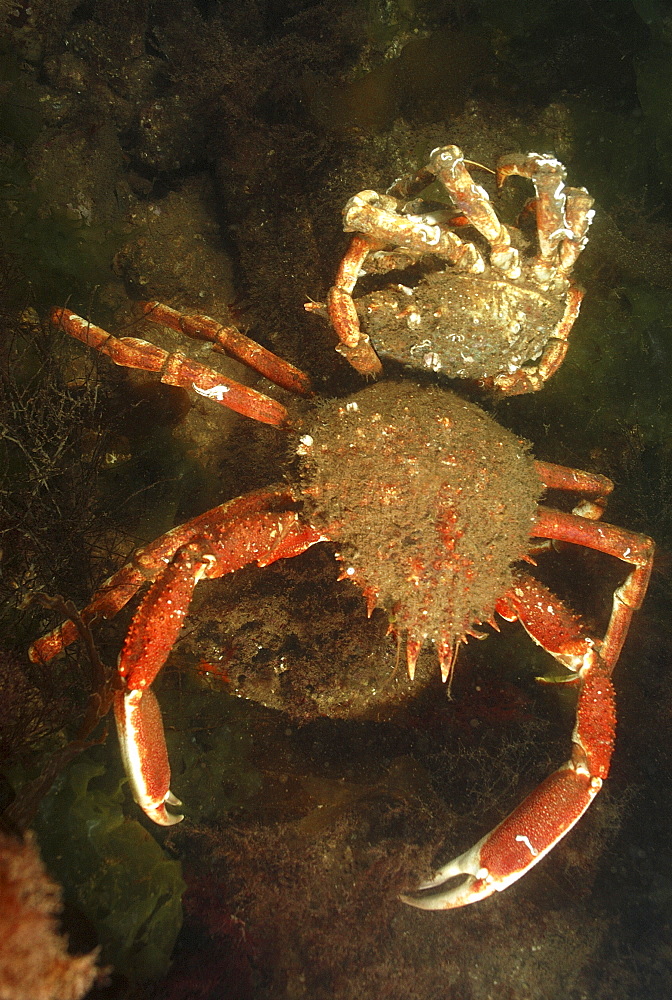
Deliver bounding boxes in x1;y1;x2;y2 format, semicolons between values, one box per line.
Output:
424;146;520;278
490;283;584;395
560;187;595;274
29;489;297;664
341;190;484;269
137;301;314;397
32;487;324;825
313;232;385;377
496;153;594;285
533;507;654;669
320;186;486;376
116;504;323;825
402;509;654;909
51;308;292;428
401;573;613;910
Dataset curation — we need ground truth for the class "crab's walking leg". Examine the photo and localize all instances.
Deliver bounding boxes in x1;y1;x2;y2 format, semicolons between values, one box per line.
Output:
307;233;385;377
115;508;324;825
137;301;314;397
341;191;484;270
312;184;485;376
29;489;296;664
427;145;520;278
51;308;291;428
496;153;593;287
533;507;655;670
401;575;613;910
491;284;584;395
401;512;653;910
560;187;595;275
32;488;325;826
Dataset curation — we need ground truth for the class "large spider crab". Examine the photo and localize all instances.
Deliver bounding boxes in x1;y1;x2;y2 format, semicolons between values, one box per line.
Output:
307;145;594;394
29;298;654;910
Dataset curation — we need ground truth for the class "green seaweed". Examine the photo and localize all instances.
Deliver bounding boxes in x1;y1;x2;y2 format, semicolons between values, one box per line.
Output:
35;753;185;982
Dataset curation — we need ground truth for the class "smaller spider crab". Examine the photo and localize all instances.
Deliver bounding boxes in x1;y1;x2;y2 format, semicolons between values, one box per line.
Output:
308;145;594;393
30;301;653;910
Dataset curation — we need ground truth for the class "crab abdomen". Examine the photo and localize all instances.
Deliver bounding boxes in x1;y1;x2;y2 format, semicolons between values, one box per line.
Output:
296;382;542;652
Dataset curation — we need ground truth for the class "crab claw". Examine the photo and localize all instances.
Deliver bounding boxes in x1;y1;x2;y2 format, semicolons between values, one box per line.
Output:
114;688;184;826
400;760;601;909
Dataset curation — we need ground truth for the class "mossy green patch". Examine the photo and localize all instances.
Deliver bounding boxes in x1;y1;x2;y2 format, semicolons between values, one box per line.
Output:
35;754;185;982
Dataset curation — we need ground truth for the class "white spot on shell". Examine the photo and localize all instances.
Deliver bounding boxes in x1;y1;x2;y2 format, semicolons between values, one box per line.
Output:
515;834;539;857
194;383;230;401
296;434;314;455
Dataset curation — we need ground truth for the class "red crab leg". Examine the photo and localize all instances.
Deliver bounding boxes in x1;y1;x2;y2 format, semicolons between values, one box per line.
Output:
341;191;483;269
496;152;583;286
529;462;613;556
137;301;314;397
305;232;384;377
50;308;291;428
490;284;584;395
496;153;566;265
32;488;325;825
29;488;298;664
401;573;614;910
534;461;613;506
560;187;595;274
533;506;654;670
402;509;654;910
114;506;324;825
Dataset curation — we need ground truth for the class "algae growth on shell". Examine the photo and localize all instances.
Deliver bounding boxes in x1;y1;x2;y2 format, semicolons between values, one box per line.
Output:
296;381;543;646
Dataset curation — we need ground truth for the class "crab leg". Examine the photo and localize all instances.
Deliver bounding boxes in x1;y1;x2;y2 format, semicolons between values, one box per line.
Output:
115;507;324;824
560;187;595;275
310;182;486;376
341;190;483;270
533;507;654;670
137;301;314;397
496;153;594;286
534;461;613;510
401;574;613;909
50;308;291;428
310;232;385;377
491;284;584;395
33;488;325;825
402;511;653;910
29;489;298;664
426;145;520;278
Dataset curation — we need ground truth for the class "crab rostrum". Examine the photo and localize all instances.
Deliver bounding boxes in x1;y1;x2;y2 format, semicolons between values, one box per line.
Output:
308;145;594;394
30;294;652;910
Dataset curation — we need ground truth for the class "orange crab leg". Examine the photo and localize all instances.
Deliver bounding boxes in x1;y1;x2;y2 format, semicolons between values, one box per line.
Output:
402;504;654;909
137;301;314;397
309;232;385;377
490;284;584;395
534;461;613;501
533;506;655;670
29;488;299;664
402;573;614;909
31;487;325;825
112;506;324;825
426;145;520;278
50;308;291;428
496;154;594;285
